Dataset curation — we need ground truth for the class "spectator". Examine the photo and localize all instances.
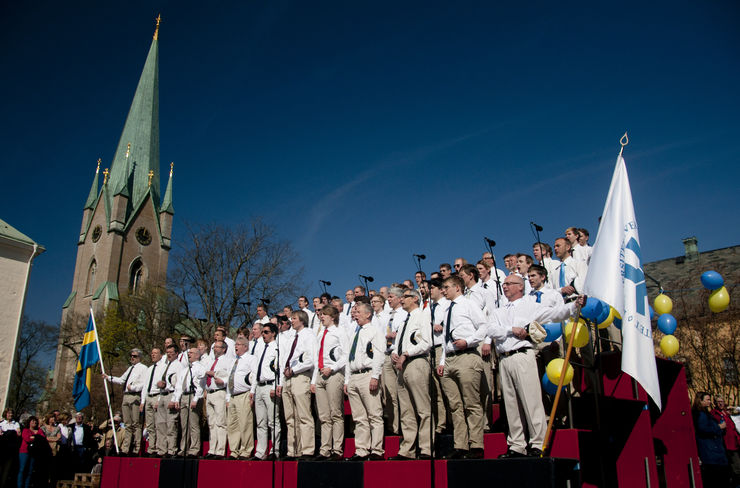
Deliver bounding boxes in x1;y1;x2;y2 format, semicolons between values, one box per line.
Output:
18;416;46;488
692;392;730;487
711;395;740;484
1;408;21;488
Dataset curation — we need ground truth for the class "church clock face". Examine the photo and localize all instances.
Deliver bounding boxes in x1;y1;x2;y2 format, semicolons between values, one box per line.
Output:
135;227;152;246
91;225;102;243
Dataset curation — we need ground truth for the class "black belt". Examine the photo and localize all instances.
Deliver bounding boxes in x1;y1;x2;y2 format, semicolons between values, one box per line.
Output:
207;387;226;393
500;347;532;358
351;367;372;375
124;392;140;396
182;390;195;395
257;380;275;386
407;354;429;363
148;392;164;397
231;391;248;397
446;348;476;358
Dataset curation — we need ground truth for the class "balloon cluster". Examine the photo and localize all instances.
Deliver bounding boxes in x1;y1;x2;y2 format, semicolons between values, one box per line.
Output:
654;293;679;357
702;271;730;313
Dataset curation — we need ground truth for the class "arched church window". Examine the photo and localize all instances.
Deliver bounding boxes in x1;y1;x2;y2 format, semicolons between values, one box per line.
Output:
129;259;145;294
86;259;97;296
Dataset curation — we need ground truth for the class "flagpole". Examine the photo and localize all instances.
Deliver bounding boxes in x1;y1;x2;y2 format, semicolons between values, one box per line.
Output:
90;308;120;454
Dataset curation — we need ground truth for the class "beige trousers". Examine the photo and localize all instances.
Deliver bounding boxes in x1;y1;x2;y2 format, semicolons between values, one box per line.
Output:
347;371;384;457
499;348;546;454
441;351;485;450
314;372;345;456
144;396;158;454
226;391;254;458
178;394;202;456
382;354;400;434
397;357;432;457
206;389;228;455
156;392;178;455
120;394;142;454
254;384;280;458
431;345;447;432
477;343;494;430
283;372;315;456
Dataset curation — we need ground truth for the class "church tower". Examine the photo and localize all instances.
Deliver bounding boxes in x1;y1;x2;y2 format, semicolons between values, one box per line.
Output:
54;17;174;387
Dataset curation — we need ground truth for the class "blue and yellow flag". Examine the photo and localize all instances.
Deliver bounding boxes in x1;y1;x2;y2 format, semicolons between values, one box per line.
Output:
72;313;100;410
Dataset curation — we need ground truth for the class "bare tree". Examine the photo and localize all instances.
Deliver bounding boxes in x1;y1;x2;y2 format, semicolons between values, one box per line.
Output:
7;316;58;414
171;219;305;333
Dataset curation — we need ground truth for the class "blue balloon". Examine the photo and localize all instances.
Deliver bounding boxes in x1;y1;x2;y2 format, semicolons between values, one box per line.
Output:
649;305;657;321
581;297;604;320
613;317;622;330
596;304;610;324
701;271;724;291
542;373;563;395
544;323;562;342
657;313;677;335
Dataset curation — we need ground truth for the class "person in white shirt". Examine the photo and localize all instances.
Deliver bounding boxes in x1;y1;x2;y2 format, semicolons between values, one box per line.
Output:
155;344;181;457
382;287;408;435
278;310;316;460
256;304;271;325
139;347;165;456
477;257;505;307
344;302;386;461
170;347;206;458
250;323;280;460
298;296;318;330
503;254;518;275
203;340;233;459
532;243;559;290
437;275;487;459
211;327;236;360
566;227;590;265
103;348;148;455
428;279;449;434
226;337;257;460
176;336;193;365
370;294;389;336
516;254;534;294
577;228;593;264
196;339;212;367
310;305;347;460
487;274;584;458
342;289;356;317
552;237;587;300
391;289;433;460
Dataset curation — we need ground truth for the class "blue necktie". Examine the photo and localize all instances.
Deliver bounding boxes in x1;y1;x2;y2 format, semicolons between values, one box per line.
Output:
535;291;542;303
559;262;566;289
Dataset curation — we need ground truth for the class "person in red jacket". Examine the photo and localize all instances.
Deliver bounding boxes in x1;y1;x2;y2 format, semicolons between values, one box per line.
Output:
711;395;740;484
18;416;46;488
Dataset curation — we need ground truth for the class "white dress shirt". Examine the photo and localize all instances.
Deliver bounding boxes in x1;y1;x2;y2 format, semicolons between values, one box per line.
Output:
311;325;348;384
279;327;316;382
204;354;234;392
430;297;450;347
250;340;279;386
172;361;206;402
439;295;488;365
226;353;257;401
109;362;148;393
392;307;431;358
553;256;587;296
345;322;386;382
384;307;408;353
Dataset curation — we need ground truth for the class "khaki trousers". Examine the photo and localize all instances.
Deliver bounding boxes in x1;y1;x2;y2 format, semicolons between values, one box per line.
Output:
397;357;432;457
431;345;447;432
283;372;315;456
227;392;254;458
441;351;485;450
477;343;494;430
156;392;178;455
144;396;158;454
314;372;345;457
178;394;202;456
382;354;399;433
347;371;384;457
499;348;546;454
206;389;228;455
120;393;142;454
254;384;280;458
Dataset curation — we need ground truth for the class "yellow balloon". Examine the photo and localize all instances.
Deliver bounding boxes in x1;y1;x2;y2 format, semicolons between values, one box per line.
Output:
709;286;730;313
612;308;622;320
660;335;679;357
597;307;614;329
564;318;589;348
653;294;673;315
546;358;574;385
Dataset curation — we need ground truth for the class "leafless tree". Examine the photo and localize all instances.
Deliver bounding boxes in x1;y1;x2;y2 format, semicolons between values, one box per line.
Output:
7;316;58;414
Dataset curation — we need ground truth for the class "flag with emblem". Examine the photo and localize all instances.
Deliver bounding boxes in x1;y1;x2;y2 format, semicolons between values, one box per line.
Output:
583;153;661;410
72;311;101;410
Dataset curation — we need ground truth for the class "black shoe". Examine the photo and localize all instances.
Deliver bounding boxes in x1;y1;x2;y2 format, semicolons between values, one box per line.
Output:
265;454;277;461
388;455;415;461
297;455;314;461
347;454;368;461
465;448;484;459
443;449;468;459
498;449;526;459
368;454;384;461
418;454;432;460
330;453;344;461
527;448;544;457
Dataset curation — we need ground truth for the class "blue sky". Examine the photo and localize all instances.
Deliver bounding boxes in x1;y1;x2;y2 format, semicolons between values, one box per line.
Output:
1;1;739;326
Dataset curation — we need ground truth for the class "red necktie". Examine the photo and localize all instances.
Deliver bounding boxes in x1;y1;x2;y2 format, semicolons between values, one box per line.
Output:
206;358;218;386
318;328;329;369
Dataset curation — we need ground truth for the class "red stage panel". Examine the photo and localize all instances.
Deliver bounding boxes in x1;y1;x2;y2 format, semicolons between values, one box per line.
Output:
550;429;585;460
196;460;296;488
364;460;448;488
101;457;122;488
616;408;659;488
344;435;400;459
105;458;160;488
483;433;507;459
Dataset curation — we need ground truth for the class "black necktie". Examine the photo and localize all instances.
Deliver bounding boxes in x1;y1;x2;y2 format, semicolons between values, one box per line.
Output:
250;339;257;355
431;302;438;323
160;361;171;390
146;365;156;393
444;301;456;344
397;314;411;356
123;366;134;390
483;283;488;289
256;346;268;383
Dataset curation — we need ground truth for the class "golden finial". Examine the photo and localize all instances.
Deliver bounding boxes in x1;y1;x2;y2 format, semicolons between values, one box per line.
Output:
103;168;109;185
619;132;629;157
148;170;154;187
153;14;161;40
169;162;174;177
125;142;131;159
96;158;101;174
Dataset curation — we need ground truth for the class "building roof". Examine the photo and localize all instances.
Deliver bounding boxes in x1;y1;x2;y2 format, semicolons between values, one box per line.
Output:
0;218;45;253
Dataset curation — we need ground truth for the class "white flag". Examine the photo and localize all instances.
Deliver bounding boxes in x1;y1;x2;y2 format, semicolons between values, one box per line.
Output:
583;155;661;410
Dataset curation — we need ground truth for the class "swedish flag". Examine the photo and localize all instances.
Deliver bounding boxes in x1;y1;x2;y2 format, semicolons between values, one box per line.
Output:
72;313;100;410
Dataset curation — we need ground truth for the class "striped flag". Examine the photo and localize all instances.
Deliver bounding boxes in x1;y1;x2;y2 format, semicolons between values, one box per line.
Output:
72;312;101;410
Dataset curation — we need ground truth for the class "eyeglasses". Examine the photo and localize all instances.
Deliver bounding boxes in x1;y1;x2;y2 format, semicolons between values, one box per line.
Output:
402;295;416;299
130;354;139;358
262;330;273;335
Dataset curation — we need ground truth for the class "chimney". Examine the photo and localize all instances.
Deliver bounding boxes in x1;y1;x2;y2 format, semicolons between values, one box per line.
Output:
682;236;699;261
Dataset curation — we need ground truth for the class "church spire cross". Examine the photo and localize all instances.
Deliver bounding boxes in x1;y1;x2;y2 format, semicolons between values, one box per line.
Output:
169;162;174;177
153;14;161;40
148;170;154;187
96;158;101;173
125;142;131;159
103;168;109;185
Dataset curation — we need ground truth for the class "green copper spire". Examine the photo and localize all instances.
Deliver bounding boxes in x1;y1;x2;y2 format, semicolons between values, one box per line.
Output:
106;27;160;220
83;159;101;209
161;162;174;214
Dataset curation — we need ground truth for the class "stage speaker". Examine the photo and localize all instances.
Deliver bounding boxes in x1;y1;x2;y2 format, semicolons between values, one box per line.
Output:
297;460;363;488
446;458;579;488
158;458;199;488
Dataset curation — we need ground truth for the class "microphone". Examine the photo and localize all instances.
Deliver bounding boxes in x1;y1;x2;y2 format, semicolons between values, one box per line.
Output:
485;237;496;247
531;222;543;232
320;280;332;286
359;274;375;283
413;254;426;260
